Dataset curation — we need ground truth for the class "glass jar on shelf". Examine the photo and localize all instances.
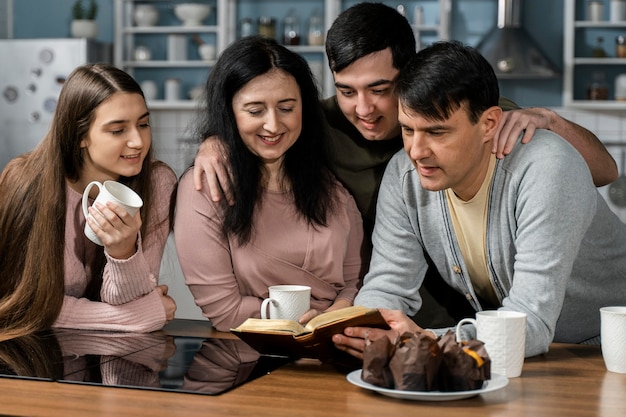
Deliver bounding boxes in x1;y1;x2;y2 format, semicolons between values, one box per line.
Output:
587;71;609;100
240;17;254;39
283;10;301;46
307;10;324;46
592;36;608;57
258;16;276;40
616;35;626;58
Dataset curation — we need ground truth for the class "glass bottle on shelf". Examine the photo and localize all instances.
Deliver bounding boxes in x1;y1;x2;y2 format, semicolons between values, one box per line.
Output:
587;71;609;100
258;16;276;40
592;36;608;57
616;35;626;58
240;17;254;39
307;10;324;46
283;10;301;46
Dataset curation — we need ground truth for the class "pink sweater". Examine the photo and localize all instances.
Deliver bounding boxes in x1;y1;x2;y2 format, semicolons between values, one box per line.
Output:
53;164;177;333
174;168;367;332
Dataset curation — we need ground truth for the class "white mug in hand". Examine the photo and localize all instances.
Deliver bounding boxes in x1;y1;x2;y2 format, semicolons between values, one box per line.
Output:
261;285;311;321
81;180;143;246
456;310;527;378
600;306;626;374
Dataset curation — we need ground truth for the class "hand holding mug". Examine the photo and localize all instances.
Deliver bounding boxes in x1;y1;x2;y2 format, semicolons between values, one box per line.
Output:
82;181;143;258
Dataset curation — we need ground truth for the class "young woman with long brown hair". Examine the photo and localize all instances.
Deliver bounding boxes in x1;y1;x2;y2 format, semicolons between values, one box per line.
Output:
0;63;176;341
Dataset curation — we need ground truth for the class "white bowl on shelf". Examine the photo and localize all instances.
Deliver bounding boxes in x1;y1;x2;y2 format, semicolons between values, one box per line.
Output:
174;3;211;27
134;4;159;27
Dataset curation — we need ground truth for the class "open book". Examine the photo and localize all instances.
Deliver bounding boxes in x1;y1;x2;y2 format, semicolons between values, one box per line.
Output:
230;305;389;362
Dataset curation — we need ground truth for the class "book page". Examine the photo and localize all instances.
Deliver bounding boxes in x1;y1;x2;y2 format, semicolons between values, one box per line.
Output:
304;305;376;331
232;318;307;335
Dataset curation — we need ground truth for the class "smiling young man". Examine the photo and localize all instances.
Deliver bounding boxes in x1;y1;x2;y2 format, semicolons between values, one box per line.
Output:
332;40;626;359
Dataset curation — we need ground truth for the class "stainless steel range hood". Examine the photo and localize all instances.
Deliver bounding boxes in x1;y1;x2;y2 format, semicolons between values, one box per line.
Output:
476;0;559;79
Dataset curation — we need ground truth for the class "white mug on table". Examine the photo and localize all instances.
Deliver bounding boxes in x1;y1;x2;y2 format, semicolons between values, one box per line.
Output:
600;306;626;374
261;285;311;321
82;180;143;246
456;310;527;378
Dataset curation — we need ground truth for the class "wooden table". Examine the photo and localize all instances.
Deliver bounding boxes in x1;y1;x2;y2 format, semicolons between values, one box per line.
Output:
0;320;624;417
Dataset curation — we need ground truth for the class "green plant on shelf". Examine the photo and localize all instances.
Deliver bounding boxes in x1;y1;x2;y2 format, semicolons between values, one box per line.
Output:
73;0;98;20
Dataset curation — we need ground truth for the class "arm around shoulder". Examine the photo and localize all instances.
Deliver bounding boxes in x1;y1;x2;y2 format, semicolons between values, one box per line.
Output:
495;106;617;186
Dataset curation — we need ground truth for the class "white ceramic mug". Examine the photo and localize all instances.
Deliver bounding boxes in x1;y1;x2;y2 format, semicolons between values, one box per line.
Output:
82;181;143;246
600;306;626;373
456;310;527;378
260;285;311;321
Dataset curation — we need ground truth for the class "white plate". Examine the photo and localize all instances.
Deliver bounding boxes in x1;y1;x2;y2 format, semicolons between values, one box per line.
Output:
346;369;509;401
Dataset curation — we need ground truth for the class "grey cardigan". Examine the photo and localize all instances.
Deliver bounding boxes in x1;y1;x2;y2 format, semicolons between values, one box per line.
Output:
355;129;626;357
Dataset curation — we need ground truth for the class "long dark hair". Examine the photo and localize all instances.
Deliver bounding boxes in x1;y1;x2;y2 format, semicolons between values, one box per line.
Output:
0;63;161;341
195;36;335;245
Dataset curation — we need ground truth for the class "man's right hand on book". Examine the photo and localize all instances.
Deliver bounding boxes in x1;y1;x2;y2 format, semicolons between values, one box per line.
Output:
331;309;429;360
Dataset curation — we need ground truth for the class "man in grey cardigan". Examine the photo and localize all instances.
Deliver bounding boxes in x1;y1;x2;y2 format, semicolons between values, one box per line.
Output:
333;40;626;359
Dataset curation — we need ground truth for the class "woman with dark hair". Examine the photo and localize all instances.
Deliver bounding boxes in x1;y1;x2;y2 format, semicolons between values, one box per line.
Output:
174;36;367;332
0;63;177;341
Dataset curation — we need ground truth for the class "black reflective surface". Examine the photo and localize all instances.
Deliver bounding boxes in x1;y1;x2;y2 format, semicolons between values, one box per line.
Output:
0;329;291;395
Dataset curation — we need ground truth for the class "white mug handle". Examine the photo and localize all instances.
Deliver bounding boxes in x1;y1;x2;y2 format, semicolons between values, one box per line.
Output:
260;298;274;319
455;318;477;343
82;181;103;219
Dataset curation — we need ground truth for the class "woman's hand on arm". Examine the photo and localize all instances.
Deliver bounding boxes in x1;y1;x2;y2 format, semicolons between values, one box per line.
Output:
492;107;617;186
193;137;235;204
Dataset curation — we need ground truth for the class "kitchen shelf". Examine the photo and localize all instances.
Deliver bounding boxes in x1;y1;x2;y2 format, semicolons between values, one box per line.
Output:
563;0;626;108
123;60;216;67
284;45;325;53
565;100;626;110
122;26;220;34
114;0;226;109
574;57;626;64
575;21;626;28
114;0;453;108
146;99;202;110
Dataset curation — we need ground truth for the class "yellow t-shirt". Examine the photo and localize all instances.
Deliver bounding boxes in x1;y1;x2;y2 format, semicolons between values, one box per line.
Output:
445;155;499;306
